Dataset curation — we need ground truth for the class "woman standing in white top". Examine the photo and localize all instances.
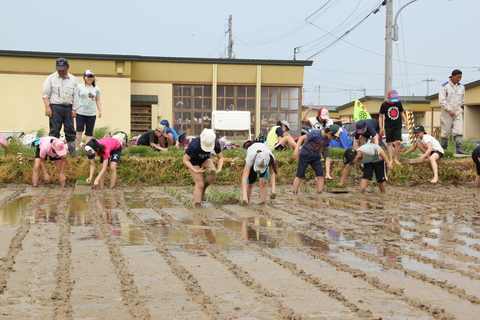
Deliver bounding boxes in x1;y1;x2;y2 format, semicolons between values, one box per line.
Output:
75;70;102;150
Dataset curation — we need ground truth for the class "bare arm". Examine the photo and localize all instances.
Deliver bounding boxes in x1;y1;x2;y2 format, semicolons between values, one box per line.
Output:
94;159;109;187
338;165;353;186
378;114;384;134
183;154;206;174
150;141;167;151
215;152;224;173
43;97;52;117
96;95;102;118
401;111;407;127
404;142;418;154
241;165;251;203
379;149;393;171
86;158;96;183
301;102;314;123
293;135;307;160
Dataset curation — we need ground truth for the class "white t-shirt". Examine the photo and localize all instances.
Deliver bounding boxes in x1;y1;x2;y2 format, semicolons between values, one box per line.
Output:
307;117;333;130
418;134;444;154
245;143;274;167
77;84;101;116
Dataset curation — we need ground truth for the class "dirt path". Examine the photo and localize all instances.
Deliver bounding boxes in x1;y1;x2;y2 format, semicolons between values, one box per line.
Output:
0;183;479;319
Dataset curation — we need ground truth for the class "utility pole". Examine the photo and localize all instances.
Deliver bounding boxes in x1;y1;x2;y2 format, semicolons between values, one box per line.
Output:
317;86;321;105
227;15;233;59
384;0;393;100
384;0;417;99
293;47;300;60
422;78;435;96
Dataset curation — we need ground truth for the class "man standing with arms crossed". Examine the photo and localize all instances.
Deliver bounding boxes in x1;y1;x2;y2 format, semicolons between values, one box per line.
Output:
42;58;79;157
439;69;467;154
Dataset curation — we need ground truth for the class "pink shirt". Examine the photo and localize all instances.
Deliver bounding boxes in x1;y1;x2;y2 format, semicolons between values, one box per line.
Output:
39;137;65;158
97;137;121;160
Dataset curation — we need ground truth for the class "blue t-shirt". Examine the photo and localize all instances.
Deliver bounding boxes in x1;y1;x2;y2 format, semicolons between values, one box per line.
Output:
185;137;221;162
166;127;178;141
300;129;330;156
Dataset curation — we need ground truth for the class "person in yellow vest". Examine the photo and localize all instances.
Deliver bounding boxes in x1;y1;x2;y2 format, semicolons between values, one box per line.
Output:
266;121;296;151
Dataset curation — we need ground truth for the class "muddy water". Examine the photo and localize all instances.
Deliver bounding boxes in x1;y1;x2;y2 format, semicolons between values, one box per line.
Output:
0;184;480;319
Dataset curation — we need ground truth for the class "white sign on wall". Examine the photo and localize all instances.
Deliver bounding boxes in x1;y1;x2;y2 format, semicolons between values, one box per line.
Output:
211;111;251;138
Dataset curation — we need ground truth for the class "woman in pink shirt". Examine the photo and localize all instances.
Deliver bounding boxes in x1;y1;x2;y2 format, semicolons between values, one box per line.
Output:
32;137;67;187
84;137;122;189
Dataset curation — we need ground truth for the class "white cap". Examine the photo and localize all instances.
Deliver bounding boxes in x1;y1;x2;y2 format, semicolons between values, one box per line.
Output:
200;129;216;152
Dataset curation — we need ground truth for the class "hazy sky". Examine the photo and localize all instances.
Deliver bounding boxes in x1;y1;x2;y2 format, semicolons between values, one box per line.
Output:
1;0;479;106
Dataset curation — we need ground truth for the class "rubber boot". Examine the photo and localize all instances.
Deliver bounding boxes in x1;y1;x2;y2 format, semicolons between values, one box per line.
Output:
454;136;468;154
441;138;448;150
67;141;79;157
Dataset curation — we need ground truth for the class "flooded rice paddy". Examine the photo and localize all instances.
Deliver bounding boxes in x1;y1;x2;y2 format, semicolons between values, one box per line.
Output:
0;184;480;319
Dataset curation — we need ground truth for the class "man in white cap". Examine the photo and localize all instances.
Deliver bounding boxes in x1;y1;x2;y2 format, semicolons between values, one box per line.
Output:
242;143;277;204
183;128;224;205
439;69;467;154
42;58;80;157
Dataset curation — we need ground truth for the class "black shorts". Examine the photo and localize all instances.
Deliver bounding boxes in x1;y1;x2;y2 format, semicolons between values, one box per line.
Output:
473;153;480;175
362;160;387;183
385;126;402;143
247;166;270;184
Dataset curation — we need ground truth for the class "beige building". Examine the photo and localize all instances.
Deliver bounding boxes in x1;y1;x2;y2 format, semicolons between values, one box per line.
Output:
337;84;480;142
0;50;312;139
428;80;480;141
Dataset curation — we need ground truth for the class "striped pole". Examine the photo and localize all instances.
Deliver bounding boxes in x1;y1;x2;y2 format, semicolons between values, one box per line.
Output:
405;110;415;144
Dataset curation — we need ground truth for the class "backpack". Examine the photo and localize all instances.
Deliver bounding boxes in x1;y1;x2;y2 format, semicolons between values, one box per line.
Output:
112;131;129;147
33;136;42;147
129;134;142;146
243;132;267;149
21;133;37;148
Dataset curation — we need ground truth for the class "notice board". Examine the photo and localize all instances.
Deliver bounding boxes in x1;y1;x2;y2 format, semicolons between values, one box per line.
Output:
211;111;251;138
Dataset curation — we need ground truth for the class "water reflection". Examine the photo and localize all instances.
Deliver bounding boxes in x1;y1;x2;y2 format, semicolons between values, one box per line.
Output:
34;194;65;223
67;194;93;226
0;196;33;227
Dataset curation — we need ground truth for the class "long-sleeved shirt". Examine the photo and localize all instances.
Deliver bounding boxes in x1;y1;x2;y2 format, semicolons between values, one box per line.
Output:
42;72;79;110
439;80;465;113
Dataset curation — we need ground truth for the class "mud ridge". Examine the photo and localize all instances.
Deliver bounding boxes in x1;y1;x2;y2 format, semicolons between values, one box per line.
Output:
140;188;301;320
189;204;374;318
0;188;50;293
278;193;480;281
340;245;480;305
275;196;480;304
232;204;457;319
51;189;75;320
0;186;26;211
115;189;223;320
86;191;151;320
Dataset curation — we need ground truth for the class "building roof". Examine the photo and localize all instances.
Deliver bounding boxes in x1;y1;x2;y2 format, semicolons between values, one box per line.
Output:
426;79;480;100
336;95;430;111
0;50;313;67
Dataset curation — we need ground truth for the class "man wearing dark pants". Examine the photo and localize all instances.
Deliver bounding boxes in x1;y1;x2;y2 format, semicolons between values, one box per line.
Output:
42;58;79;157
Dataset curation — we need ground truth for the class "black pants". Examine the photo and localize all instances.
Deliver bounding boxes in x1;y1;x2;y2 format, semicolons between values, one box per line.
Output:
49;104;76;142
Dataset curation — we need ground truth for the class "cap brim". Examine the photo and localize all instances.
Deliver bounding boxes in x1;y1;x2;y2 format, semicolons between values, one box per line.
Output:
56;66;68;71
201;144;214;152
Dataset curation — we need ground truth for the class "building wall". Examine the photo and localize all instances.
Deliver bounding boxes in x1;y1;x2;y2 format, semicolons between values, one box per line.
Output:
0;53;309;137
130;82;173;127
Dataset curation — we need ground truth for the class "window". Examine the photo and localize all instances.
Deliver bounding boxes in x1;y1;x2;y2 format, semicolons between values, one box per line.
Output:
173;85;212;136
216;86;255;138
260;87;301;136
